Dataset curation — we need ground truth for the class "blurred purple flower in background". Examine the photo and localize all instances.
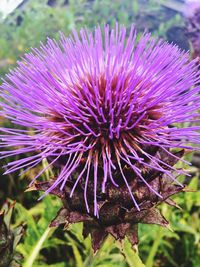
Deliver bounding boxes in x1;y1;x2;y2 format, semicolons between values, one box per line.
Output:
184;0;200;58
1;25;200;250
184;0;200;17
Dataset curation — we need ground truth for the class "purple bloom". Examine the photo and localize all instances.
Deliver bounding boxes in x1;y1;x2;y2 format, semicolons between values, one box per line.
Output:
184;1;200;17
1;25;200;220
184;1;200;59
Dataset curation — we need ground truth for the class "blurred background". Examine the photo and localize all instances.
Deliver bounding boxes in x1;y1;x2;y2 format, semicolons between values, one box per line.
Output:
0;1;199;267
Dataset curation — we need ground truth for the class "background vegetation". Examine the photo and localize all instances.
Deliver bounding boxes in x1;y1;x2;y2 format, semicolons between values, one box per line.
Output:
0;0;199;266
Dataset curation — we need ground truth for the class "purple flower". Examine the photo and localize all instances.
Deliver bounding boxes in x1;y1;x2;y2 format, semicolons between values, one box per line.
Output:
1;25;200;222
184;1;200;59
184;1;200;17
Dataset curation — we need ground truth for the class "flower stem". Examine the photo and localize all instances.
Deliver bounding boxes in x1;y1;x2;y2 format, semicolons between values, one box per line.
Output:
122;238;146;267
145;227;163;267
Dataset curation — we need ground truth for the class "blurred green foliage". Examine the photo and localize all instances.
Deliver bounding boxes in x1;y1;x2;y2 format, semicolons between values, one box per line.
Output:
0;0;188;76
0;0;199;266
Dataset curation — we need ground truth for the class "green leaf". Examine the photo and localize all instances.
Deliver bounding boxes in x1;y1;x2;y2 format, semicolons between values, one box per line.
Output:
23;227;55;267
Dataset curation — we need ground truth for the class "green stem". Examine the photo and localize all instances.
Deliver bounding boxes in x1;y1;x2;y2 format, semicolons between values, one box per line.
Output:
83;250;93;267
83;235;114;267
145;227;163;267
83;235;146;267
122;238;146;267
23;227;54;267
126;249;146;267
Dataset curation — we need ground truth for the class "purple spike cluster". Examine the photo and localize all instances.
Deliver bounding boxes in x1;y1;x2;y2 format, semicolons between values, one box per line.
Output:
1;25;200;217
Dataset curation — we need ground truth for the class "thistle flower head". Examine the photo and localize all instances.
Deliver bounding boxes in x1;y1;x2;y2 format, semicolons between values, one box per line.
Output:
1;25;200;249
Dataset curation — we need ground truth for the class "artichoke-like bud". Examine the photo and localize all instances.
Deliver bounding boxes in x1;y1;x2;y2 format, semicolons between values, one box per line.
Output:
0;201;24;267
31;148;185;252
1;25;200;251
